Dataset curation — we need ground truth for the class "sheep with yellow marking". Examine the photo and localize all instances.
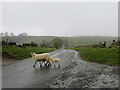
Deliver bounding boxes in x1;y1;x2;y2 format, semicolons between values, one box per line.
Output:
30;52;52;67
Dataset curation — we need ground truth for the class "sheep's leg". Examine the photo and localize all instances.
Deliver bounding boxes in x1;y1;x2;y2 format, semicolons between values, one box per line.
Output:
44;61;46;65
45;61;47;66
48;61;51;67
46;61;49;66
49;61;52;67
44;61;47;66
51;61;54;68
39;61;41;67
43;61;47;66
58;62;60;67
47;61;50;67
46;57;51;67
33;61;37;67
46;61;50;67
39;61;42;68
54;62;56;68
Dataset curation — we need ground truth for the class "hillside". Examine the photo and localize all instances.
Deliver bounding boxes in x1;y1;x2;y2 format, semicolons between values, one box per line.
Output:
67;36;118;47
2;36;118;47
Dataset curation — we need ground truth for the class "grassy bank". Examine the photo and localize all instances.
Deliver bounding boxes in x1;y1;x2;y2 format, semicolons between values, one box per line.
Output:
2;46;56;60
69;48;119;66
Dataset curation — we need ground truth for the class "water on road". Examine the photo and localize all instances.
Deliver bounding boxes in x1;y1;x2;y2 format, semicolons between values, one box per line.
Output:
2;49;119;88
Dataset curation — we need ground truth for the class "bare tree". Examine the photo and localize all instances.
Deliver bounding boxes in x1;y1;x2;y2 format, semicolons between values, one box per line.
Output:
18;33;27;37
0;33;3;37
9;32;14;37
52;38;64;49
16;32;28;43
4;32;9;37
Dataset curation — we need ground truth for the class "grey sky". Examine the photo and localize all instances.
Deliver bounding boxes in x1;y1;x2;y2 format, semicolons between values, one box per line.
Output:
2;2;118;36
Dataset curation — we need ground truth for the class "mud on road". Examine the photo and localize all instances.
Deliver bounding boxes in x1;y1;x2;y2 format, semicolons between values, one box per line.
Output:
2;49;119;88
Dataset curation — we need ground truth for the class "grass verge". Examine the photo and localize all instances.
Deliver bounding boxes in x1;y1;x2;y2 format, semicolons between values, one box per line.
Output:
68;47;119;66
2;45;56;60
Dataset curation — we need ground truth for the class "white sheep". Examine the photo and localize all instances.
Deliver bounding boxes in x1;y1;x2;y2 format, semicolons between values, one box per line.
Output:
51;58;61;68
30;52;52;67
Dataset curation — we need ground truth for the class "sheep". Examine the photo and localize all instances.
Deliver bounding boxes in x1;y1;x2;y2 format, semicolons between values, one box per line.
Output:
51;58;61;68
40;59;49;66
30;52;52;68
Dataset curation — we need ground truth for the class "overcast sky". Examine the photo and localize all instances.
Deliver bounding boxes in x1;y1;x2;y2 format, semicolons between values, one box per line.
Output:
2;2;118;36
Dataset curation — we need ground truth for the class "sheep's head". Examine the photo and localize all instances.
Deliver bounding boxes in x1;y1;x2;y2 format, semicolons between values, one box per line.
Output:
50;57;53;60
50;57;54;63
30;52;36;58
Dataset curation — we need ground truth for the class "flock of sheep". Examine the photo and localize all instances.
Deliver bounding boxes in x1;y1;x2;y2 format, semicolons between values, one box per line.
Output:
30;52;61;68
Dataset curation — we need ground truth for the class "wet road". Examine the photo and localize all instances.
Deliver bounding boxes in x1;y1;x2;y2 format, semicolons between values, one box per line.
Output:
2;49;119;88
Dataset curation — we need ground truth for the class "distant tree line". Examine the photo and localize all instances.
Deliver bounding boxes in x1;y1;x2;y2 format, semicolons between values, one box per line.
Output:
0;32;28;37
1;32;67;49
0;32;29;43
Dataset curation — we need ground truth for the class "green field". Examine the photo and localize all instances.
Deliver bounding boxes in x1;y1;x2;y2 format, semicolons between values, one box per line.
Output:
2;36;118;47
69;48;119;66
67;36;118;47
2;46;56;60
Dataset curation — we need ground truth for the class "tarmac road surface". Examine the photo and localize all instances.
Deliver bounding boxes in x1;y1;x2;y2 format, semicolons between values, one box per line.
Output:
2;49;119;88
